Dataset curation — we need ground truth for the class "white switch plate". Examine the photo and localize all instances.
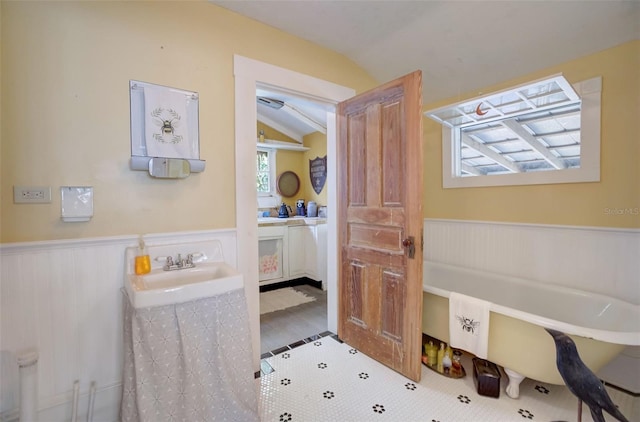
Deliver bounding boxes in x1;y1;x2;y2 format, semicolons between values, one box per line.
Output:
13;186;52;203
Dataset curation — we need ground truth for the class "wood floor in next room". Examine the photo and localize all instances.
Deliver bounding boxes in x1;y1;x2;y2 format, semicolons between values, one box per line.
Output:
260;283;328;356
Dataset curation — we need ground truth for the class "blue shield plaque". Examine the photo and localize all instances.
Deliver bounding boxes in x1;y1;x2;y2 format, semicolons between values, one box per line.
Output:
309;156;327;195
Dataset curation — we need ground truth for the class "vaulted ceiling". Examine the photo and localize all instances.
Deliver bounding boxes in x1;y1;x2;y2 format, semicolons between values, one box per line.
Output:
212;0;639;138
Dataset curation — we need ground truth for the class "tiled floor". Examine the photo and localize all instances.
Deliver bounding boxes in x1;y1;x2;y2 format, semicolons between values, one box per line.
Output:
259;334;638;422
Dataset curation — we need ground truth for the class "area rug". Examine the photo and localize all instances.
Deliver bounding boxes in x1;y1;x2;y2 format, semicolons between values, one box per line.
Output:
260;287;316;315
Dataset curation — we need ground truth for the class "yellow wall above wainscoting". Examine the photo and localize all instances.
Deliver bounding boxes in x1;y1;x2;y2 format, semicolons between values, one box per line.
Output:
0;1;376;242
424;40;639;228
2;1;637;243
256;122;328;211
256;121;299;146
275;147;307;207
257;121;308;208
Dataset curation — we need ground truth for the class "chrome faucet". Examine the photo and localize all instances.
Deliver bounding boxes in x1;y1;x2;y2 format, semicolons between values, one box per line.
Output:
162;253;196;271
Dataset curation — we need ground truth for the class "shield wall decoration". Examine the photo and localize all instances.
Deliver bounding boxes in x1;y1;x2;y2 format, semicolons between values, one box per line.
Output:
309;155;327;195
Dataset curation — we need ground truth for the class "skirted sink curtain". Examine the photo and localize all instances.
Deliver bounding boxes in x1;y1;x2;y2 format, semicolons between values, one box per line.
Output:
121;288;259;422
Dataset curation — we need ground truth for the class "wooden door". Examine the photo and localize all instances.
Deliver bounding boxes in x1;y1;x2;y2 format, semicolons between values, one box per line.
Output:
337;71;423;382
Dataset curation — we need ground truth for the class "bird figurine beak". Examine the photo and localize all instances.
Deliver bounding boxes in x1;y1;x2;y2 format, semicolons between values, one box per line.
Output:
545;328;564;338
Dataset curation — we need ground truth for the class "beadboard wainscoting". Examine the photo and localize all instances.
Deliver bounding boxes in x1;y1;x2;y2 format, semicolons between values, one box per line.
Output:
424;219;640;304
0;230;237;422
423;218;640;393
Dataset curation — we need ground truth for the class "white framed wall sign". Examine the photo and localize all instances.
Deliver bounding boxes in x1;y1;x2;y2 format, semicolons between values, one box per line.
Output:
129;80;206;174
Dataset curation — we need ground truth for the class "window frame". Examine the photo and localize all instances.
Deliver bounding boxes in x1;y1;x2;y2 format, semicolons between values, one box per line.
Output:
257;146;282;209
433;76;601;188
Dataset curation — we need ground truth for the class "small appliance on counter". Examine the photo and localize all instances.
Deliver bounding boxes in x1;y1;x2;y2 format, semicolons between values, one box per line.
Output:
306;201;317;217
296;199;305;216
318;206;327;218
278;203;290;218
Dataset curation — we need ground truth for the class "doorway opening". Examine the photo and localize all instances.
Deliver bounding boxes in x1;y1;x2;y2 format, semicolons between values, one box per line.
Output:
233;55;355;371
255;85;332;355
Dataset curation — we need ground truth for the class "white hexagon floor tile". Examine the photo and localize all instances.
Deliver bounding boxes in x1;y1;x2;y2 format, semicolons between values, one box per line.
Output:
258;334;638;422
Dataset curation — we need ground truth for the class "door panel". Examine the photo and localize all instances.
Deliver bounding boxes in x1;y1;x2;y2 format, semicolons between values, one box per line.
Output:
381;269;405;341
348;114;367;206
337;71;423;381
346;261;366;326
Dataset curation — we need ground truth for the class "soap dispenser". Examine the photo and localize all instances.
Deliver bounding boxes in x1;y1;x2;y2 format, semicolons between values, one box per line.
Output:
134;236;151;275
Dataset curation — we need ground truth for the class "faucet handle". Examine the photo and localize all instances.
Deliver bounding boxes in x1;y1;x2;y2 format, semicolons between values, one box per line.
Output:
187;252;205;262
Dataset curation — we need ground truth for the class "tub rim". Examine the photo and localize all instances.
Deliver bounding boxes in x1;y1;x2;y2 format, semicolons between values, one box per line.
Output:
423;260;640;346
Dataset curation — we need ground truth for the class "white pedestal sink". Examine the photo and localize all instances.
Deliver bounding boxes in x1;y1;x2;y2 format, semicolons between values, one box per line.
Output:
121;239;259;421
124;239;243;309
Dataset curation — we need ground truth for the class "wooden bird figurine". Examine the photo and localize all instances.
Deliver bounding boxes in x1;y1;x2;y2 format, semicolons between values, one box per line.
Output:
546;328;629;422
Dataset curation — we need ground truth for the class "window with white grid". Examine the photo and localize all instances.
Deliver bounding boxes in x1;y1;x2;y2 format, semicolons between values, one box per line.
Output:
425;75;601;188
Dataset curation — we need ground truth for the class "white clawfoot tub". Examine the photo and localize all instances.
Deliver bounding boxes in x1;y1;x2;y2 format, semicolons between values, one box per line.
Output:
422;261;640;399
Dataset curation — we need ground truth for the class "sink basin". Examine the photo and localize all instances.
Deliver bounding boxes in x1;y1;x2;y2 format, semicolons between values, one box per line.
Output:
124;240;243;309
126;262;243;309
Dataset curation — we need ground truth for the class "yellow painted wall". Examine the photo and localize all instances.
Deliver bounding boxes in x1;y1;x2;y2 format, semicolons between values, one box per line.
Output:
275;148;306;209
423;40;640;228
2;2;637;243
256;121;299;146
0;1;377;242
255;121;328;212
255;122;328;212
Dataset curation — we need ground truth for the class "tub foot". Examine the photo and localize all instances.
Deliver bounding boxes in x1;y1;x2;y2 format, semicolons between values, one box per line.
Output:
504;368;525;399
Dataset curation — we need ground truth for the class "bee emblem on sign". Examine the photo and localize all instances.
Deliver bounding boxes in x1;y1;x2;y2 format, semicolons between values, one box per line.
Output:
151;107;183;144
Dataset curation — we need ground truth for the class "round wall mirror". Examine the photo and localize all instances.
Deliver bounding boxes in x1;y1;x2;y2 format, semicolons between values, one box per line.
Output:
276;171;300;197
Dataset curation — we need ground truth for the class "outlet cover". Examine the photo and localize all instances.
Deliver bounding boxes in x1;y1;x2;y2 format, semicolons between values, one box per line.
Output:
13;186;52;203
